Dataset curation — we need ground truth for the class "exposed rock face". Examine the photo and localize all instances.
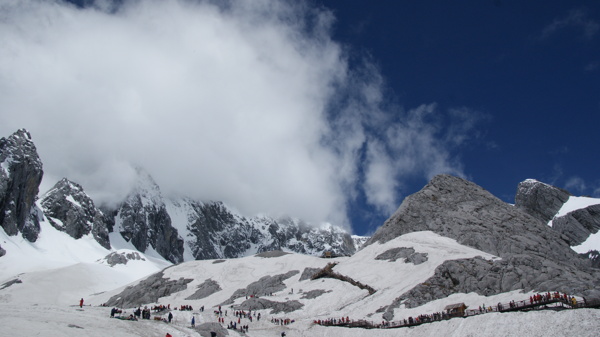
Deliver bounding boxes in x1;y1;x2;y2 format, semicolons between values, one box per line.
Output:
0;278;22;290
221;271;300;305
0;244;5;257
514;178;599;253
384;254;599;314
185;279;222;300
102;251;145;267
552;204;600;246
366;175;578;264
235;297;304;314
194;322;228;337
0;129;43;242
375;247;428;265
300;289;330;299
255;250;291;258
40;178;110;249
299;267;321;281
105;271;192;308
365;174;600;320
515;179;571;223
175;198;357;260
581;250;600;269
113;170;184;264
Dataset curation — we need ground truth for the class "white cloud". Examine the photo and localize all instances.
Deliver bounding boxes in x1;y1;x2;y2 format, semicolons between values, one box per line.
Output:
541;8;599;40
565;176;587;194
0;0;482;231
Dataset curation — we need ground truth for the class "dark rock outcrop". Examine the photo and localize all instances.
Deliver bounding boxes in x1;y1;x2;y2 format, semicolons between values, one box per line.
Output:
234;297;304;314
180;198;356;260
0;278;22;290
185;279;222;300
41;178;110;249
375;247;428;265
255;250;291;258
0;129;43;242
194;322;229;337
366;175;578;265
515;179;571;223
384;255;599;314
105;271;192;308
365;174;600;320
0;244;5;257
581;250;600;269
300;289;330;299
102;251;145;266
113;170;184;264
552;204;600;247
220;271;300;305
311;262;376;295
299;267;321;281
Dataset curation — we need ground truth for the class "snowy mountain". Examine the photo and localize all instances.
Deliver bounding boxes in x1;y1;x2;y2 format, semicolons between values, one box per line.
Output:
162;196;358;262
0;129;43;244
109;169;185;264
0;129;359;265
41;178;111;249
2;231;598;336
2;128;600;336
105;167;358;263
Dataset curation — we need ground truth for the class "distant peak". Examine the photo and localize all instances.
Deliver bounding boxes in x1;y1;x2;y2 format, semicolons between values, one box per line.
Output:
12;128;32;140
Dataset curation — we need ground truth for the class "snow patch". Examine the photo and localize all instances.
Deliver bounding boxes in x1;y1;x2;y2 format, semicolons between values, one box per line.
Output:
65;195;82;208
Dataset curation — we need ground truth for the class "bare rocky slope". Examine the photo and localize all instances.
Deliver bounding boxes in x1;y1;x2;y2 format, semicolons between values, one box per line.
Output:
365;174;600;320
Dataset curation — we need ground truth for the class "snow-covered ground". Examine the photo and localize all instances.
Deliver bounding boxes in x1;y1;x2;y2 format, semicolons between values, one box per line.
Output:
0;211;171;305
0;302;598;337
2;224;599;336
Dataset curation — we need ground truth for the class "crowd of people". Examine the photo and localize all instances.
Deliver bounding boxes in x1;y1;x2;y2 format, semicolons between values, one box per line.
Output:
313;292;587;330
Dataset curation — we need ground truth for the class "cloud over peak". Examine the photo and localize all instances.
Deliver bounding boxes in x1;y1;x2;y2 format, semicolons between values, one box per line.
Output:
0;0;483;232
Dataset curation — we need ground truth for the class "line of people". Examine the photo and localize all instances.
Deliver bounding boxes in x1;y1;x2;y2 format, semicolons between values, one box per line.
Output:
315;292;587;331
272;317;295;325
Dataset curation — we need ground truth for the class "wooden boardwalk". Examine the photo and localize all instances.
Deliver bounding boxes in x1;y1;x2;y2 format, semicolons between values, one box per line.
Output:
316;294;600;330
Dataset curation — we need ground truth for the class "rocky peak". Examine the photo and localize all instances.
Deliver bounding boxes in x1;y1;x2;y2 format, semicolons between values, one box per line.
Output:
552;203;600;247
181;199;357;260
514;179;599;252
114;169;184;264
364;174;600;315
0;129;43;241
515;178;571;223
40;178;110;249
366;174;577;264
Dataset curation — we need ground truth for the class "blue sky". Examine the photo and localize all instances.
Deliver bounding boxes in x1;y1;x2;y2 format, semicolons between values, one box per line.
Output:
0;1;598;236
321;1;600;233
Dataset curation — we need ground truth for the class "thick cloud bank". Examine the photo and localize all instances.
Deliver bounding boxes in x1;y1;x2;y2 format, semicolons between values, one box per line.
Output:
0;0;480;230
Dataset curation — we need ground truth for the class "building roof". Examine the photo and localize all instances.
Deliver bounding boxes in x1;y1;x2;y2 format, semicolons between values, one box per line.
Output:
444;303;467;311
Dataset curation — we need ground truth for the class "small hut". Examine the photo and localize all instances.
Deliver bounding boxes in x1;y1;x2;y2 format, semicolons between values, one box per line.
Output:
323;251;332;258
444;303;467;317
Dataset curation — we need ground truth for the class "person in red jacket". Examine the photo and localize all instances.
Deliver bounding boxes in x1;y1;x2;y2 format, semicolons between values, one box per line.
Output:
165;334;172;337
79;298;84;308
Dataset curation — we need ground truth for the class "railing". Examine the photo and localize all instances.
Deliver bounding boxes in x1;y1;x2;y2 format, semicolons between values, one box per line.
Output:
315;293;599;330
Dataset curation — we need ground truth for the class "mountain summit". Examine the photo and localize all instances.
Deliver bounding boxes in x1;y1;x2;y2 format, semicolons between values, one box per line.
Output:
0;129;43;243
365;174;599;318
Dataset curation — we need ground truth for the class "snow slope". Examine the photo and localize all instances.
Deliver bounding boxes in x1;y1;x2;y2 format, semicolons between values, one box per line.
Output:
0;209;171;298
1;229;599;336
551;196;600;253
